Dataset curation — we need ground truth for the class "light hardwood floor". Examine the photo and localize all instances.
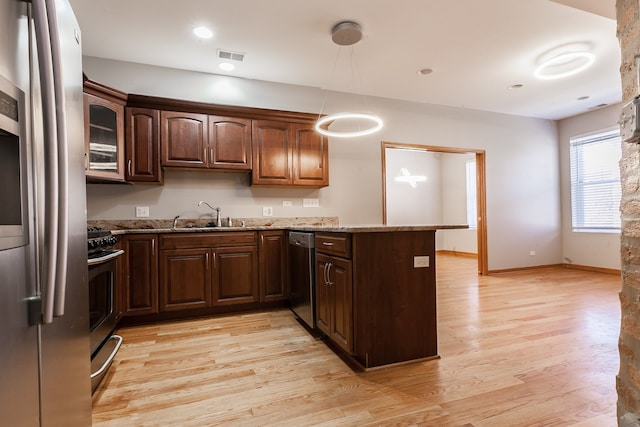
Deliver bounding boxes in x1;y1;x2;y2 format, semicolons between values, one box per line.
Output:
92;254;621;426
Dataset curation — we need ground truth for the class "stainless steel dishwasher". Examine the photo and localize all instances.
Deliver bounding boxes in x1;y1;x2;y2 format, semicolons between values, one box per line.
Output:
288;231;315;328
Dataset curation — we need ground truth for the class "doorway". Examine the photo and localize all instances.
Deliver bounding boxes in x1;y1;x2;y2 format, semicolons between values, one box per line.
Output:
381;142;488;275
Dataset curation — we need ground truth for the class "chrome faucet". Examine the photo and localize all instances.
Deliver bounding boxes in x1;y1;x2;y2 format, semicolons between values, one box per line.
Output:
198;201;221;227
172;215;180;229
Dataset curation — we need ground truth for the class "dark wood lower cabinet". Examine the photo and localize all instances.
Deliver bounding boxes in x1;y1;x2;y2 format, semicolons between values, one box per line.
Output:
316;254;352;354
159;248;212;311
118;231;285;323
212;246;258;306
316;230;438;369
119;234;159;316
259;230;287;302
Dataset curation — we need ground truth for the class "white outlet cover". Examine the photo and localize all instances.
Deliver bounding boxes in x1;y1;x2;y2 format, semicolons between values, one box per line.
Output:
262;207;273;217
135;206;149;218
282;200;293;207
413;256;430;268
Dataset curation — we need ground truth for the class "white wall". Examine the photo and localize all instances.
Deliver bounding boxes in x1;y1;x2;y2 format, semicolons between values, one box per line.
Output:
385;149;442;225
384;149;477;253
83;57;561;271
440;153;477;254
558;104;621;270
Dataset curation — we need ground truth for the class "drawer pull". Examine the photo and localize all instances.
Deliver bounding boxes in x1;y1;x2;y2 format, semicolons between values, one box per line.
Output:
322;242;334;246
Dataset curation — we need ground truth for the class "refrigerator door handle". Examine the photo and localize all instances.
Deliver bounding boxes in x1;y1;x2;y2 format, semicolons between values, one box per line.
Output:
32;0;60;324
46;0;70;318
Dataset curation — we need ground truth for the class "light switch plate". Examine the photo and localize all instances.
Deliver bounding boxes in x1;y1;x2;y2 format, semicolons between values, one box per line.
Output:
303;198;319;208
262;207;273;217
282;200;292;207
413;256;430;268
135;206;149;218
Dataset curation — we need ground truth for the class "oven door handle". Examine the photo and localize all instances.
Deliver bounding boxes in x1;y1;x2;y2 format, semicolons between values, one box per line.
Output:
88;250;124;266
90;335;123;379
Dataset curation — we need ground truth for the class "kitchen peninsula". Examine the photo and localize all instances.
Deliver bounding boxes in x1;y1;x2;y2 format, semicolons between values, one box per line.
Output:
96;218;466;370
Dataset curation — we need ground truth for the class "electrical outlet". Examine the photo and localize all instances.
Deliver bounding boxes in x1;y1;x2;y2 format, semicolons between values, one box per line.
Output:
262;207;273;217
135;206;149;218
529;250;536;256
282;200;292;207
303;198;319;208
413;256;430;268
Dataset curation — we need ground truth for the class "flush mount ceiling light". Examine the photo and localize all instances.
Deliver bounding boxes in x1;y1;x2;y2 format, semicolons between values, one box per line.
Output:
193;26;213;39
394;168;427;188
218;62;235;71
534;51;595;80
315;21;383;138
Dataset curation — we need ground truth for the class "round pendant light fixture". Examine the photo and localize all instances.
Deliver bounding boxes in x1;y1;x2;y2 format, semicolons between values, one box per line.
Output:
315;21;383;138
315;112;383;138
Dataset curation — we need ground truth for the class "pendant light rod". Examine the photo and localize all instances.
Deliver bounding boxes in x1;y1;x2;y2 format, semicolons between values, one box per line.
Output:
315;20;384;139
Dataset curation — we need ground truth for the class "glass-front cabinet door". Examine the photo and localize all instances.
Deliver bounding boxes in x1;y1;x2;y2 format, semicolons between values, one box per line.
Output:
83;82;126;182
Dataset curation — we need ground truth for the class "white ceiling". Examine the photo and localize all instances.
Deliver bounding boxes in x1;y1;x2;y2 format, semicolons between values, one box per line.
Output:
68;0;620;121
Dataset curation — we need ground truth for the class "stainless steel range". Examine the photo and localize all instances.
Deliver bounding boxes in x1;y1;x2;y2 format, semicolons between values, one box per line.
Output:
87;227;124;393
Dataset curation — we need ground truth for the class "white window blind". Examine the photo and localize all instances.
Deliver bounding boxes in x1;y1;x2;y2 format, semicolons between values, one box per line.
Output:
466;159;477;230
569;128;621;232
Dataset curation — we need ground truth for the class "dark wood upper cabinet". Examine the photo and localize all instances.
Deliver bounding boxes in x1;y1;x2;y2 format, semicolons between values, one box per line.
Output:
83;80;127;182
160;111;208;168
252;120;328;187
291;123;329;187
121;93;329;186
251;120;291;185
208;116;252;170
125;107;162;183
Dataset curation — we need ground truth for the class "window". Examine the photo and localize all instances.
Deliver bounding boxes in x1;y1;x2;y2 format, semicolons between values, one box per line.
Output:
570;128;621;232
466;159;477;230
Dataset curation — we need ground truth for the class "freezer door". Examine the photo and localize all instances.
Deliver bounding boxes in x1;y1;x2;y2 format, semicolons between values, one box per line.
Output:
0;2;41;426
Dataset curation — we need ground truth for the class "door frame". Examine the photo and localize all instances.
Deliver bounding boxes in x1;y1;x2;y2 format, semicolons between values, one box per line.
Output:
381;141;488;275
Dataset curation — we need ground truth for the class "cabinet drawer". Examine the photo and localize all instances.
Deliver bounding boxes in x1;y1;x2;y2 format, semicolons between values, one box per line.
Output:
160;232;257;250
315;233;351;258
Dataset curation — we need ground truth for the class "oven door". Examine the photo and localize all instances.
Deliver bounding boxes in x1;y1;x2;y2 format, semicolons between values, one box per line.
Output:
88;249;123;393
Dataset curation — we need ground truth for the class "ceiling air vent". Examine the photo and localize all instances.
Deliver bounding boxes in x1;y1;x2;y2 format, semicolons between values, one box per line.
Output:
217;49;245;62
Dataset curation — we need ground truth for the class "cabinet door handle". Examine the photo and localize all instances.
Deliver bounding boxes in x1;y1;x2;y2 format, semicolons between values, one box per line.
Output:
327;262;333;286
127;159;132;177
323;262;328;285
210;147;214;164
205;252;210;270
203;147;207;163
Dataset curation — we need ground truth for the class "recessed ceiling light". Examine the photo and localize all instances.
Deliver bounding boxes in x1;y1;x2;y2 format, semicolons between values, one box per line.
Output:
219;62;235;71
509;83;524;90
193;26;213;39
534;51;594;80
417;68;433;76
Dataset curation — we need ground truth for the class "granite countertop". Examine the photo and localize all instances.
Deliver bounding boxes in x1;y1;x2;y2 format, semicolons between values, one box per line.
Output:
106;224;468;235
89;217;467;235
287;224;468;233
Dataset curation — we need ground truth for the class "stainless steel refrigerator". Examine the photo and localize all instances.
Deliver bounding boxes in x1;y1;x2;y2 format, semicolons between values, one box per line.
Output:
0;0;92;425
